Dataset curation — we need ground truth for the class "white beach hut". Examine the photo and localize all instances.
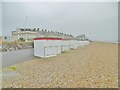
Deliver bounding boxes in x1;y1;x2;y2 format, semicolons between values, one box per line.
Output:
61;39;71;52
70;40;79;49
34;37;90;58
34;37;62;58
55;38;62;54
70;40;74;49
66;40;71;51
79;41;89;46
61;40;66;52
84;41;89;45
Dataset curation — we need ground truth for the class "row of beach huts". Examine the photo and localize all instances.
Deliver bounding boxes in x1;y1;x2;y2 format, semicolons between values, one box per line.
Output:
34;37;89;58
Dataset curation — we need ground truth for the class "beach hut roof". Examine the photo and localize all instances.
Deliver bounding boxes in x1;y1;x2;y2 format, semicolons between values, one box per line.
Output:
34;37;63;40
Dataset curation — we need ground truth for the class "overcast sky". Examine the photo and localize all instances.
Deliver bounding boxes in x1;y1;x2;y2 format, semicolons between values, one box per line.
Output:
2;2;118;42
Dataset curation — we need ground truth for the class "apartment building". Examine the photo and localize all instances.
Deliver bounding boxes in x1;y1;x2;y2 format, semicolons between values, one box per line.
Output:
12;28;75;42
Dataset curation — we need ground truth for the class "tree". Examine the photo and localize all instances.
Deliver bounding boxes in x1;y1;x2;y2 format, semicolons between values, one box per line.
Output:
4;36;7;40
19;38;25;42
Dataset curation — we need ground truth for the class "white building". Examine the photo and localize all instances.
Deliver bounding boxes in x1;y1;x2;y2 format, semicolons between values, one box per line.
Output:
12;28;75;42
12;28;38;42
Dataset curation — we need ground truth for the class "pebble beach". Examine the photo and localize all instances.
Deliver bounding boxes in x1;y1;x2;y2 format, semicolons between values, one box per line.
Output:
2;42;118;88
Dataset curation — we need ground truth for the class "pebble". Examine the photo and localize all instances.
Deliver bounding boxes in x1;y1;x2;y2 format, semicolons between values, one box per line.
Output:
2;42;118;88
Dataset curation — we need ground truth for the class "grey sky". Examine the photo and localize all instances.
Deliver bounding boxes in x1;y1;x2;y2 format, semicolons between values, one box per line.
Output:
0;2;2;36
2;2;118;42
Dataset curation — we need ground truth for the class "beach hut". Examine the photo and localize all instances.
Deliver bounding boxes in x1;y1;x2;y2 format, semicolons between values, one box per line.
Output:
70;40;79;49
70;40;75;49
61;39;70;52
55;39;62;54
79;41;89;46
34;37;89;58
66;40;71;51
61;40;66;52
34;37;62;58
84;41;89;45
